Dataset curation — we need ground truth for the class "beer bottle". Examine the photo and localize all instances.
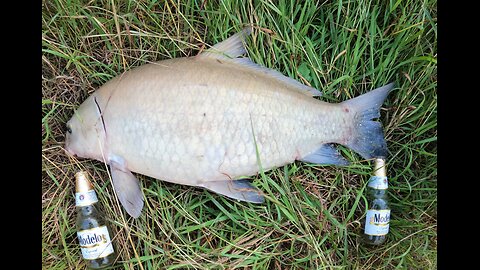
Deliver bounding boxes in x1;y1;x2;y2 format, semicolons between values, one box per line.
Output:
75;171;116;269
362;158;391;245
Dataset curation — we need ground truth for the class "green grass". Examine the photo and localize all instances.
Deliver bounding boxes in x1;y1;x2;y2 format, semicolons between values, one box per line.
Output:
42;0;437;269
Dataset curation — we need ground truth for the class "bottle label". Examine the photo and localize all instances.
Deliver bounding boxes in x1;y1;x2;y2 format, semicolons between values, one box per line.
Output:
77;226;114;260
367;176;388;189
364;209;390;236
75;190;98;206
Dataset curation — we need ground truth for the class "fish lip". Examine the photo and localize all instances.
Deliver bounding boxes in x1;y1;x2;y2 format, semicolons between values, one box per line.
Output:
64;146;76;157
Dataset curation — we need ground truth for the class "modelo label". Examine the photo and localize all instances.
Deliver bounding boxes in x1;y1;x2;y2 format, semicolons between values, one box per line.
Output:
367;176;388;189
364;209;390;236
77;226;114;260
75;190;98;206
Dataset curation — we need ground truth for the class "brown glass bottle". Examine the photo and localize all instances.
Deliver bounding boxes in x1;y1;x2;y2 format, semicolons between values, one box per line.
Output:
362;158;390;245
75;171;116;269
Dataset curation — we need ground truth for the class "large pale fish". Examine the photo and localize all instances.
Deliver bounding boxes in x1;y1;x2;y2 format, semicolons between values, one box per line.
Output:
65;28;393;218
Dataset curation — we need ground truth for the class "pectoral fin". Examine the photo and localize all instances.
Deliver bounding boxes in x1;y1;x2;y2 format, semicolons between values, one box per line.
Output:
199;179;265;203
110;158;144;218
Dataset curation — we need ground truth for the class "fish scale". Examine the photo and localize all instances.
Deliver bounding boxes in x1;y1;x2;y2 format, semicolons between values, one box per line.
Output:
65;28;393;218
102;58;344;184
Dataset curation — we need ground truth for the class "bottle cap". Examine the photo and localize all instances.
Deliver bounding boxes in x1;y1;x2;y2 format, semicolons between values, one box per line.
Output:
373;158;386;177
75;171;94;193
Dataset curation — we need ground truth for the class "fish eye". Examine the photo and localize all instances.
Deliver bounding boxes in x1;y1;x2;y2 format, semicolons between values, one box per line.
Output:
66;124;72;134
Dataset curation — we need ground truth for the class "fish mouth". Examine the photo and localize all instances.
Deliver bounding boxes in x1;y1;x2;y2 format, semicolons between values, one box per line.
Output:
64;145;77;157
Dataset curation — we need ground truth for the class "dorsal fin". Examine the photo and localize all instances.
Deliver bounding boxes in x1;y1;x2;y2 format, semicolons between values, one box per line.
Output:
199;27;322;97
229;57;322;97
200;27;252;60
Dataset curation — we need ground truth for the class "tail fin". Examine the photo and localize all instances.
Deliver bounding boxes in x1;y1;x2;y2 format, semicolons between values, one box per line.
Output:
341;83;394;159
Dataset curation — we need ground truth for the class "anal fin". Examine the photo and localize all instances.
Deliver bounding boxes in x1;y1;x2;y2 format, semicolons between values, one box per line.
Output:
199;179;265;203
300;144;349;166
110;159;144;218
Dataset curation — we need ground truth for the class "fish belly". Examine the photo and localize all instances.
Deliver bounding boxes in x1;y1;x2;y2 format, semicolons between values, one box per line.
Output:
99;58;352;186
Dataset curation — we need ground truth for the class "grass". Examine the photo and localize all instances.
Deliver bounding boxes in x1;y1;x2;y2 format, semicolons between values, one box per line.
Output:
42;0;437;269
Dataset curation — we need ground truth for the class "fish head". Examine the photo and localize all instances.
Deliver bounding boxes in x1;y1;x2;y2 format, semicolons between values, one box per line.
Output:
65;95;106;161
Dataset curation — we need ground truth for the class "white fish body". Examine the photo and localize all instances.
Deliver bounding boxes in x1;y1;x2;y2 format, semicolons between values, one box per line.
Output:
65;28;393;218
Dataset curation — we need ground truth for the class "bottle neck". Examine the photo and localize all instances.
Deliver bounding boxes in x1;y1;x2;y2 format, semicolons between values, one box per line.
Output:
373;158;386;177
76;203;102;221
75;189;99;207
368;158;388;190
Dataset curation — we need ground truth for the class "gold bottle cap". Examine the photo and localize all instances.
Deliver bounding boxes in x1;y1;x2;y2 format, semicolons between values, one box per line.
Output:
373;158;387;177
75;171;94;193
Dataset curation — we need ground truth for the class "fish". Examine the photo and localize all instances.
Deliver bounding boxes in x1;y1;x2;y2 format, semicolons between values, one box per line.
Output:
65;27;394;218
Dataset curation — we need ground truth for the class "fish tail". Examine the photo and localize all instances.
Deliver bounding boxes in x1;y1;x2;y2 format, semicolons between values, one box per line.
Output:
341;82;395;159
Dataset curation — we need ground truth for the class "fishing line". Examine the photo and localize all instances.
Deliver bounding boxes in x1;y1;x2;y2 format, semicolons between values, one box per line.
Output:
93;96;108;136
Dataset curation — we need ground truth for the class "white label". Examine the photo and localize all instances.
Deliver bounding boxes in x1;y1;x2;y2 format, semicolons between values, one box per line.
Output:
77;226;114;260
367;176;388;189
364;209;390;236
75;190;98;206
